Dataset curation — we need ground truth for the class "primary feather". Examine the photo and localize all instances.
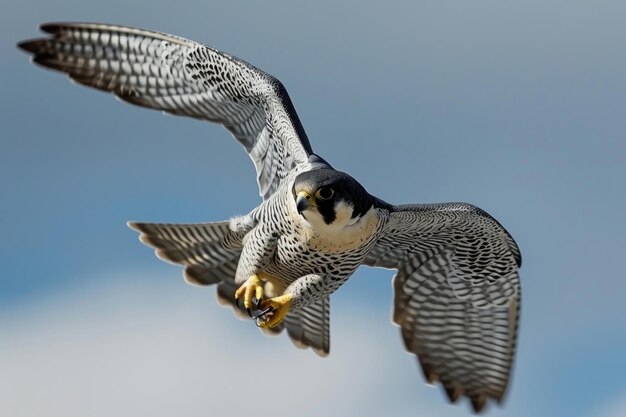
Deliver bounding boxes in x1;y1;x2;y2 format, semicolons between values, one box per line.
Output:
18;22;313;199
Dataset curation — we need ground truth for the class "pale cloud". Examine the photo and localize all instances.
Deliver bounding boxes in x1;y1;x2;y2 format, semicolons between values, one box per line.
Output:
0;271;513;417
590;394;626;417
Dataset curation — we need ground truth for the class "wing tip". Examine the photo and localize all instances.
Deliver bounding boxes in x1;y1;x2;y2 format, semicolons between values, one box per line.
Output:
313;347;330;357
288;338;329;357
418;358;438;385
443;383;464;403
127;221;175;261
39;22;109;34
183;267;216;287
127;222;158;242
40;22;63;34
127;221;143;232
418;356;505;414
154;248;181;265
442;386;493;414
470;393;488;413
17;39;41;54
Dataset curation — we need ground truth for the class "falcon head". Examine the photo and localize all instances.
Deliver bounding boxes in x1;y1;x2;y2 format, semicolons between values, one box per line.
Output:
292;168;380;232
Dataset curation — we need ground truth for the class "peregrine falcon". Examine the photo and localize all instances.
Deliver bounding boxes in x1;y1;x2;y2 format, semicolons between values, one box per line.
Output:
18;23;522;413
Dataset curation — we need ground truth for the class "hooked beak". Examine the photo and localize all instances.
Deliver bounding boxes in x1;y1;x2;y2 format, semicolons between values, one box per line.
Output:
296;191;314;214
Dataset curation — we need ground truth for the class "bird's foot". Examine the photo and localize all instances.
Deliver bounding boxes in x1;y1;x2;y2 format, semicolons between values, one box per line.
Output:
253;293;293;328
234;275;264;314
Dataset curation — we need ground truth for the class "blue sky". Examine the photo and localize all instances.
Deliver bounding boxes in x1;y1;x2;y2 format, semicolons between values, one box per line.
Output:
2;1;626;416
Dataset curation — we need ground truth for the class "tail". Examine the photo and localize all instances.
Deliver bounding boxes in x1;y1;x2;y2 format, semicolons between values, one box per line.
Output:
128;221;331;355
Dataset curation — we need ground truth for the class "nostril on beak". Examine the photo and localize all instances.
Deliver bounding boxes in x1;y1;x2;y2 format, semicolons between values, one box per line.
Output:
296;191;311;214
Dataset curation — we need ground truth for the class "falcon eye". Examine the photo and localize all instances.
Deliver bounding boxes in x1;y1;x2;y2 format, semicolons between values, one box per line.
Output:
316;187;335;201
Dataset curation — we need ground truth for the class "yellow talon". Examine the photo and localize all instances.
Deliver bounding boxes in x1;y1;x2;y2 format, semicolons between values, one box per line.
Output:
234;275;264;309
258;293;293;328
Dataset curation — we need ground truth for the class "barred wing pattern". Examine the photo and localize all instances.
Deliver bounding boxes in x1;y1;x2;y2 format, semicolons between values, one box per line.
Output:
128;222;330;355
364;203;521;413
283;296;330;356
18;23;313;199
128;221;243;284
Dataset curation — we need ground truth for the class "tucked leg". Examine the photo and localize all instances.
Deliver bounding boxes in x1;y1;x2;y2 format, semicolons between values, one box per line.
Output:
285;273;332;311
234;226;278;284
254;273;334;328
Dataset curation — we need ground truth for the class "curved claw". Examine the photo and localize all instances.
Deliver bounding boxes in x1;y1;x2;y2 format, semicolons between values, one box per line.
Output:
253;307;274;327
257;294;293;329
235;296;253;317
236;294;262;318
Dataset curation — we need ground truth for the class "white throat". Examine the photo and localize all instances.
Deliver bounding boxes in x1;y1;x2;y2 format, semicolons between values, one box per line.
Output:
297;205;379;252
302;200;356;235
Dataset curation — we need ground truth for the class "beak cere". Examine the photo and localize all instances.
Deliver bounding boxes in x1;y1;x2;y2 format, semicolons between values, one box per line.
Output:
296;191;312;214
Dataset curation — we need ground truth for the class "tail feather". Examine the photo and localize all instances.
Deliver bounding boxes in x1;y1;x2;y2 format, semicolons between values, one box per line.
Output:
284;296;331;356
128;220;331;354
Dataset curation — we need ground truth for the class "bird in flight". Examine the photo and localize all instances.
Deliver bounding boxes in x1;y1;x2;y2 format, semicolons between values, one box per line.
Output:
19;23;522;413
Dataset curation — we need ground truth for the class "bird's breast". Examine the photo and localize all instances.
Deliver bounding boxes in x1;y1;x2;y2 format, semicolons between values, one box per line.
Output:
258;184;384;284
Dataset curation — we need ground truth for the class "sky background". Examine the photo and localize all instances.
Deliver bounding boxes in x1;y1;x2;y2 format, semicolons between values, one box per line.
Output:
2;1;625;416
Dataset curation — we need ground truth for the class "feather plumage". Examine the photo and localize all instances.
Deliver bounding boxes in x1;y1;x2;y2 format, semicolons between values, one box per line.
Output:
18;22;313;200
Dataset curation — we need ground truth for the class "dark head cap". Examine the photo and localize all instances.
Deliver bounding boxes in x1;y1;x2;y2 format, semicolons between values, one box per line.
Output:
293;168;379;224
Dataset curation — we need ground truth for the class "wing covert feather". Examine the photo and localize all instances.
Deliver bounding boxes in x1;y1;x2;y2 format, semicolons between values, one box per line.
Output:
364;203;521;413
18;22;313;199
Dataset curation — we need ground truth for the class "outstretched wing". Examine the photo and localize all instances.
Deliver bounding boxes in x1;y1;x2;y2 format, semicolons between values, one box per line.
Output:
364;203;521;413
18;22;313;199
